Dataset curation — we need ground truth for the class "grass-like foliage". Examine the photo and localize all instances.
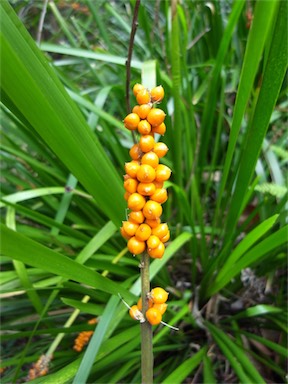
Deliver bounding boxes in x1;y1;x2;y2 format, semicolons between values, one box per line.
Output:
1;1;287;383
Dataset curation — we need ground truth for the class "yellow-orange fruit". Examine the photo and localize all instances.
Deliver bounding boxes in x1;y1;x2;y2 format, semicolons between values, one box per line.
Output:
120;226;131;240
122;220;139;236
132;105;140;116
141;152;159;168
161;230;170;243
150;85;164;103
124;178;138;193
127;193;146;211
143;200;162;220
124;113;140;130
146;235;161;249
137;297;153;310
138;104;152;119
137;164;156;183
147;108;166;126
148;241;165;259
151;223;169;238
127;236;146;255
133;83;145;96
155;164;171;182
136;88;151;105
146;307;162;325
124;191;131;201
153;302;167;315
150;287;169;303
152;122;166;136
154;180;164;189
138;120;151;135
145;217;161;228
129;304;144;321
150;188;168;203
139;135;155;152
135;223;152;241
129;210;145;224
153;142;169;158
129;143;142;160
137;182;156;196
125;161;140;178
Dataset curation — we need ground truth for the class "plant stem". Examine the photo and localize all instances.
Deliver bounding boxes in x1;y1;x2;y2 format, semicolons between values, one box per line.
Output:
140;252;153;384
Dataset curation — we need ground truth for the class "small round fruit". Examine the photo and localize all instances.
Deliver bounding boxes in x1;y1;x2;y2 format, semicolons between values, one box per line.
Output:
138;104;152;119
150;85;164;103
127;236;146;255
129;210;145;224
137;182;156;196
124;113;140;130
151;223;169;238
137;297;153;310
124;178;138;193
137;164;156;183
125;161;140;178
146;307;162;325
120;226;131;240
127;193;146;211
129;144;142;160
150;188;168;203
153;142;169;158
150;287;169;304
129;304;145;322
141;152;159;168
136;88;151;105
153;303;167;315
138;120;151;135
147;108;166;126
135;223;152;241
132;105;140;116
122;220;139;236
145;217;161;228
154;180;164;189
139;135;155;153
155;164;171;182
161;230;170;243
133;83;145;96
143;200;162;220
146;235;161;249
152;122;166;135
148;241;165;259
124;191;131;201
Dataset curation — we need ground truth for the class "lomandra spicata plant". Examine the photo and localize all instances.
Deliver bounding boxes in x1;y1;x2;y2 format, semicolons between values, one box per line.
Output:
120;84;177;382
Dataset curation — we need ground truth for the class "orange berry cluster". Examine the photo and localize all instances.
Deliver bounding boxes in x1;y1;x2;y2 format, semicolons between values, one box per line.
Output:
129;287;169;326
27;354;52;380
73;318;97;352
121;84;171;259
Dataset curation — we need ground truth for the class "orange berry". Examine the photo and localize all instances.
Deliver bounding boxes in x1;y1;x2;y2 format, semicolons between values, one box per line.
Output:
150;85;164;103
153;142;169;158
137;164;156;183
147;108;166;126
120;226;131;240
136;88;151;105
138;120;151;135
125;160;140;178
133;83;145;96
143;200;162;220
148;241;165;259
129;210;145;224
141;152;159;168
122;220;139;236
127;236;146;255
124;178;138;193
124;191;131;201
161;230;170;243
139;135;155;152
150;287;169;303
146;235;161;249
129;304;144;322
124;113;140;130
146;307;162;325
150;188;168;203
153;302;167;315
145;217;161;228
154;180;164;189
152;122;166;135
138;104;152;119
155;164;171;182
127;193;146;211
137;297;153;310
151;223;169;238
129;144;142;160
132;105;140;116
135;223;152;241
137;182;156;196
